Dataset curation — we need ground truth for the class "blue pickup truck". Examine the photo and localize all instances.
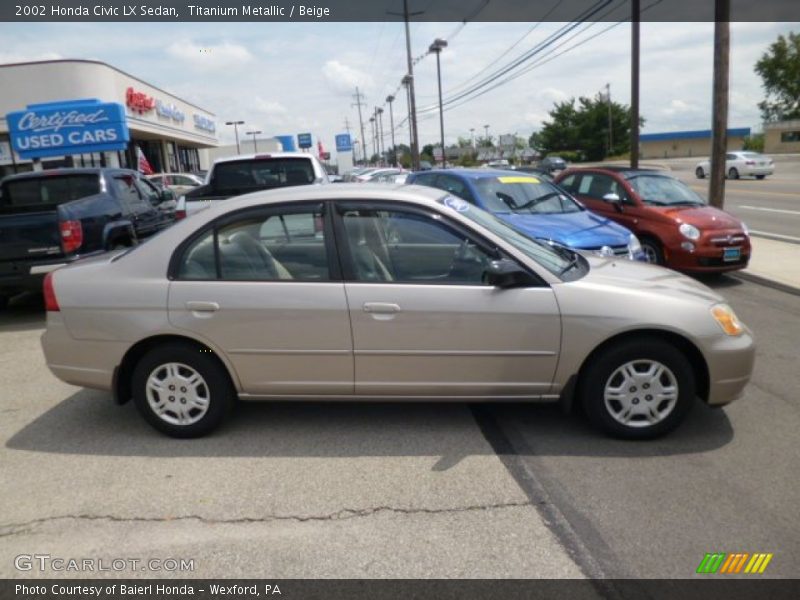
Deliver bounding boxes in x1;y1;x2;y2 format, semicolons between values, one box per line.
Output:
0;167;175;308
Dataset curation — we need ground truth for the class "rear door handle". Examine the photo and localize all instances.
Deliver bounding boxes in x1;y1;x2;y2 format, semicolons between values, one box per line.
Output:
185;301;219;312
363;302;401;314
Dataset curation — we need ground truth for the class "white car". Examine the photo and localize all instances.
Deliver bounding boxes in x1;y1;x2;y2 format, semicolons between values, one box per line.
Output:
147;172;204;196
695;152;774;180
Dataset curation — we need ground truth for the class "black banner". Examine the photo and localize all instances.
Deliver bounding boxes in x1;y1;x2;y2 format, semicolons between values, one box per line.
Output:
4;579;800;600
2;0;800;23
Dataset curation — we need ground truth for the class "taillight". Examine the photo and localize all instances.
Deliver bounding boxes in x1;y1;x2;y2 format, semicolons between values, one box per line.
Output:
43;272;60;311
59;220;83;254
175;209;187;220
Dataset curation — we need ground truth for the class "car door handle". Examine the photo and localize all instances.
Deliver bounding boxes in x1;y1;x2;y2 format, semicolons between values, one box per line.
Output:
185;301;219;312
363;302;401;314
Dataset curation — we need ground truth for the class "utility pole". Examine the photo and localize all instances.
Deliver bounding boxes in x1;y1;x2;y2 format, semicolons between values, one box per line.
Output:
389;0;424;170
369;115;376;164
630;0;640;169
470;128;475;149
484;124;490;143
402;75;414;159
606;83;613;156
429;38;448;167
377;107;385;165
352;87;368;163
386;95;397;167
709;0;730;209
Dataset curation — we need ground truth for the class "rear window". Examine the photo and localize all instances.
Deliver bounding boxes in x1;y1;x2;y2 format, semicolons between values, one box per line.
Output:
0;174;100;212
211;158;317;193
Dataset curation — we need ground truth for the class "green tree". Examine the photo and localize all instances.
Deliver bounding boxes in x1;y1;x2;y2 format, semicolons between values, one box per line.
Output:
755;31;800;122
538;95;643;161
743;133;765;153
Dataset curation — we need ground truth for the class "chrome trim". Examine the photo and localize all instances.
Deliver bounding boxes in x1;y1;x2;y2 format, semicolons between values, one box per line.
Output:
228;349;351;356
30;263;67;275
353;349;557;356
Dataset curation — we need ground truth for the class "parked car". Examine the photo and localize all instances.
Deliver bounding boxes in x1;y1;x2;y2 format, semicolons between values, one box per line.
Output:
147;172;204;196
555;167;751;272
695;152;774;180
0;168;174;308
501;165;554;182
539;156;568;173
41;184;754;440
367;169;406;183
177;152;329;219
354;168;402;182
407;168;644;260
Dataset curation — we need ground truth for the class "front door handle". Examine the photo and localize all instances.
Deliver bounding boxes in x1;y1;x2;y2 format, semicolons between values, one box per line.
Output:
185;301;219;312
363;302;401;314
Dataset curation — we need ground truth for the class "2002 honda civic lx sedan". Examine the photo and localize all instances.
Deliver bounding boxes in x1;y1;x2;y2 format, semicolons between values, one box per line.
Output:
41;184;755;440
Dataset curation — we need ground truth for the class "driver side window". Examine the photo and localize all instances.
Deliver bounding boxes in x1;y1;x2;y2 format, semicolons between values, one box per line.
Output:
340;208;495;285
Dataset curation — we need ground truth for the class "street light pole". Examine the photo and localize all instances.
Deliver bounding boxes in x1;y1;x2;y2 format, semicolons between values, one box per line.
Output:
484;124;490;144
386;95;397;167
606;83;613;156
246;130;262;153
225;120;245;154
369;116;376;164
377;107;385;166
429;38;448;167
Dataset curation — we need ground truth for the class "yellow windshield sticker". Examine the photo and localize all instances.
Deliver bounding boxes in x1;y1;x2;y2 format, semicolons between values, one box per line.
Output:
497;176;540;184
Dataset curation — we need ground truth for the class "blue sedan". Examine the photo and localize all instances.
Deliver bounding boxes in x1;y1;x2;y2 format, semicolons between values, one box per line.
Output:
407;168;645;260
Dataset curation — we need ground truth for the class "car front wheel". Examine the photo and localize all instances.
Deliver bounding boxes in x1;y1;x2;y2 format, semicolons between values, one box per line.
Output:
132;343;234;438
581;338;695;439
728;167;739;179
695;166;705;179
640;238;664;265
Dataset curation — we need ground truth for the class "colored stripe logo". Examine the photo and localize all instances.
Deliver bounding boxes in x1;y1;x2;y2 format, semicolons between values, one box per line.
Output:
697;552;773;574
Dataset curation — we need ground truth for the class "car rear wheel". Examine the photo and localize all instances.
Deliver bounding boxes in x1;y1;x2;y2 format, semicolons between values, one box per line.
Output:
581;338;695;439
132;343;234;438
695;167;705;179
640;238;664;265
728;167;739;180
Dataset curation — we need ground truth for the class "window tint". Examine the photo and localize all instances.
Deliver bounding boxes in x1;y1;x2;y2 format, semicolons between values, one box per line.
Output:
176;206;329;281
212;158;315;192
726;153;737;160
0;174;100;211
577;173;626;200
341;208;493;284
411;172;438;186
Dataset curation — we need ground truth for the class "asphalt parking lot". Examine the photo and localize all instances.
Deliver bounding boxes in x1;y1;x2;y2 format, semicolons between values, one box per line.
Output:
1;271;798;579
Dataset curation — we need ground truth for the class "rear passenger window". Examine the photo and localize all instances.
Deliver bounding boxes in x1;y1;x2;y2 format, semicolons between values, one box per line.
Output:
175;206;329;281
559;174;576;191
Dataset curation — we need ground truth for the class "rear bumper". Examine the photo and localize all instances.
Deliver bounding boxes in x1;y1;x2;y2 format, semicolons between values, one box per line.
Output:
666;238;751;273
738;166;773;177
0;257;73;295
41;313;125;391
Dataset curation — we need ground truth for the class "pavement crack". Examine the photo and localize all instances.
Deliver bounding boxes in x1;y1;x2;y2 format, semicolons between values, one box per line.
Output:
0;500;536;537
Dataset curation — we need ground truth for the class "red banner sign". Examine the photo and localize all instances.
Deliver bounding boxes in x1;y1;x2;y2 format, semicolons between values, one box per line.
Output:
126;87;155;114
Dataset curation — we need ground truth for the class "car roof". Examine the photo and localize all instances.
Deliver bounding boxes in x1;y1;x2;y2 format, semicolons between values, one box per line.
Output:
562;166;671;178
413;168;551;180
0;167;133;183
211;152;318;165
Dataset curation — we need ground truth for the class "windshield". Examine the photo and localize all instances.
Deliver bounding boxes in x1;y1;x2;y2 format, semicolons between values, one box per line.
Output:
436;196;579;279
475;176;583;215
628;175;706;206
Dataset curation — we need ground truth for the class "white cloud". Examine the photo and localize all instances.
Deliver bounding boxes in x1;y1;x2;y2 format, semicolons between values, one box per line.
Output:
165;40;253;70
322;60;374;95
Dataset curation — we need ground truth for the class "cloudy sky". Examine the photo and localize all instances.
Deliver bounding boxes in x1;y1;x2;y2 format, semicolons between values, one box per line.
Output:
0;19;797;151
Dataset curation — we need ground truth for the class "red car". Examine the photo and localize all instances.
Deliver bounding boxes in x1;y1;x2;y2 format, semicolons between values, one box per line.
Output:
555;167;750;273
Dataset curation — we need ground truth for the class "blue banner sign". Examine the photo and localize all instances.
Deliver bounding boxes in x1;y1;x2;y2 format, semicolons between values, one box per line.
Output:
7;99;129;159
275;135;296;152
297;132;313;149
335;133;352;152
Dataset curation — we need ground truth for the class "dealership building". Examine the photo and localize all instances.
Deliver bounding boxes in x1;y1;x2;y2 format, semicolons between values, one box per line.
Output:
639;127;750;159
0;59;218;178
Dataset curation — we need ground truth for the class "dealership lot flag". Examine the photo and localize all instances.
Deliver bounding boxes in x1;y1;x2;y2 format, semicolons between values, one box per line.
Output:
137;146;154;175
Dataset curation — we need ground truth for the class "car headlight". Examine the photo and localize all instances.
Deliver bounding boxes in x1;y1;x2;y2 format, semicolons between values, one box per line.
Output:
711;304;744;336
679;223;701;240
742;221;750;237
627;234;642;259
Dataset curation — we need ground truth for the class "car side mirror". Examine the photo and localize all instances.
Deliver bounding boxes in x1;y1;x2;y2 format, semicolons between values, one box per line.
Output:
603;192;623;211
483;259;536;288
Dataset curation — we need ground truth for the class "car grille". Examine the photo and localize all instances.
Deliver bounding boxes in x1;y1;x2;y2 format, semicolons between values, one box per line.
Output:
584;245;630;257
709;234;747;247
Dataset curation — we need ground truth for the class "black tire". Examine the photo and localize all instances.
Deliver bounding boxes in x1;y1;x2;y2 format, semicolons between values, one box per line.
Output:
132;342;234;438
755;174;766;180
580;338;695;439
695;166;705;179
640;237;665;265
728;167;739;180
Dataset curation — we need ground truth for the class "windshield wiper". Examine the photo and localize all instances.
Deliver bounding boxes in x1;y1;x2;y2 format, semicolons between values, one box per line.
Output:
558;253;581;276
513;191;561;212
